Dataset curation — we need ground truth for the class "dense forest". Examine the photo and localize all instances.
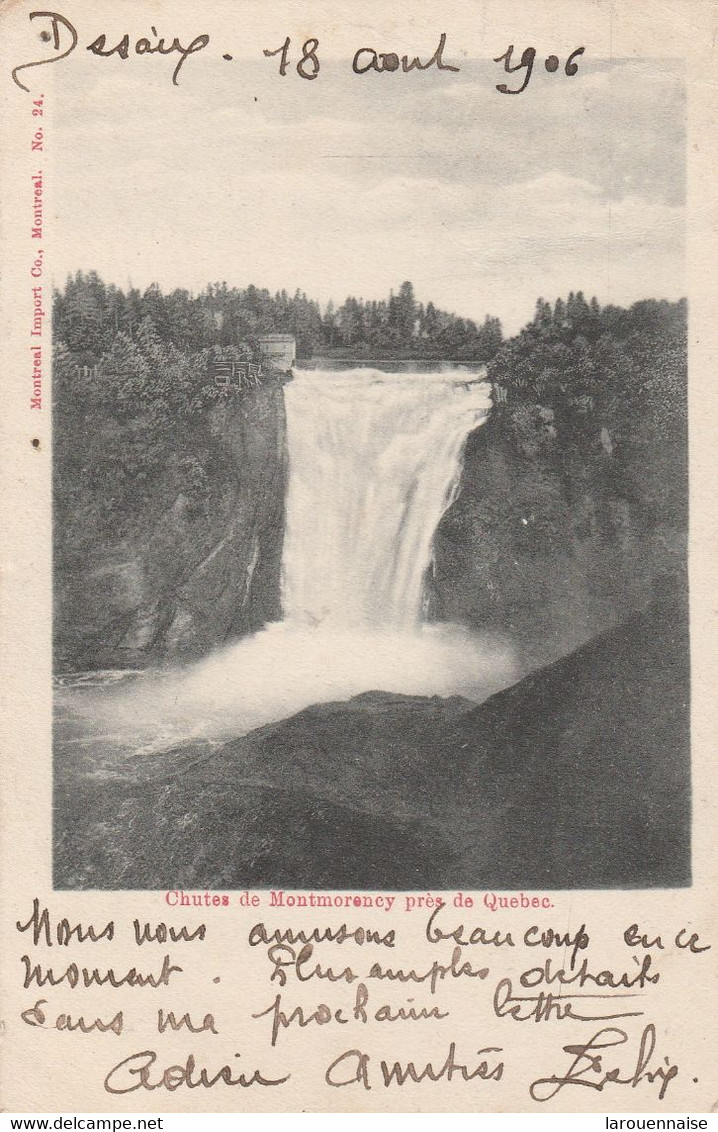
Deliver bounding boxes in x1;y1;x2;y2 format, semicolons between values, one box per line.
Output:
52;272;687;670
487;292;687;529
53;273;504;363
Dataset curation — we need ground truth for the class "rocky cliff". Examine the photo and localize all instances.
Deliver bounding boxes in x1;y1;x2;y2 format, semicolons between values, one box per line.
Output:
53;378;287;670
430;409;687;673
428;298;688;673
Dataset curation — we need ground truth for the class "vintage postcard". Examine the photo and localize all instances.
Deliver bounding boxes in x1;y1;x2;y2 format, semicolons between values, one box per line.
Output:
0;0;716;1115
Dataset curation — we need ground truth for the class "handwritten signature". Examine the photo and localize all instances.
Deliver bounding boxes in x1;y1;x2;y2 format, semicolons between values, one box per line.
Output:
529;1024;679;1102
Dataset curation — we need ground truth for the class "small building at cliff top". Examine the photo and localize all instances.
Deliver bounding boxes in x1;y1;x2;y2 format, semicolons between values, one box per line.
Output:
258;334;296;373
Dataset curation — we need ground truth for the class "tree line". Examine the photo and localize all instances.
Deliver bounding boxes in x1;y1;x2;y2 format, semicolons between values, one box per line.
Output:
52;273;687;554
488;291;686;446
53;273;504;363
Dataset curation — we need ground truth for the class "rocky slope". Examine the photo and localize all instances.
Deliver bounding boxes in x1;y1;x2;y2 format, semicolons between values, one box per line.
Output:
54;597;689;891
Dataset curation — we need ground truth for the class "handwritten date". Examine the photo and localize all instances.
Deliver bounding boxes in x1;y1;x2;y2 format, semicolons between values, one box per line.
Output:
494;45;585;94
11;13;585;96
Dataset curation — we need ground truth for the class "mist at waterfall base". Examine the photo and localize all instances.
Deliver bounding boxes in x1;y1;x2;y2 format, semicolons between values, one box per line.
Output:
62;370;518;750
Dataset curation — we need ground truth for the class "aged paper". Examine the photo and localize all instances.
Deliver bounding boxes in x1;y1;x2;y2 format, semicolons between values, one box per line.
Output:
1;0;716;1114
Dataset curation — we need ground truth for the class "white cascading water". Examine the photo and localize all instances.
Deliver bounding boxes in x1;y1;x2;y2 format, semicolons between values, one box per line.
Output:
282;369;489;630
73;368;517;748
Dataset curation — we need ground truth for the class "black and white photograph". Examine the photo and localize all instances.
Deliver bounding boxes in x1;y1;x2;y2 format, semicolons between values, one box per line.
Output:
47;43;689;893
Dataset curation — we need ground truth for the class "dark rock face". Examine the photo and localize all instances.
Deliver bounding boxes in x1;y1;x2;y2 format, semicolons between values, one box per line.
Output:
53;380;287;670
430;415;687;673
447;595;690;889
54;598;689;890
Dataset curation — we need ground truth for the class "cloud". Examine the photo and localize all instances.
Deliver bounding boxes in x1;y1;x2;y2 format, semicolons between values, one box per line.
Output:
52;57;685;333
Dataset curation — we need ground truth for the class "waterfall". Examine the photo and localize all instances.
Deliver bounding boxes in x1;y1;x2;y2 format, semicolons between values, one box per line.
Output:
76;368;517;747
282;369;491;630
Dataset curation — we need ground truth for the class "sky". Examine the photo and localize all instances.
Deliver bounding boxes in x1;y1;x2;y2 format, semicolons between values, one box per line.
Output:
52;51;685;335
